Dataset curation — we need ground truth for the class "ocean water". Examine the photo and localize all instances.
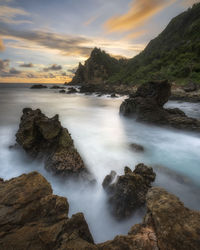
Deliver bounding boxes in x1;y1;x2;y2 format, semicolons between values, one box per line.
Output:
0;84;200;243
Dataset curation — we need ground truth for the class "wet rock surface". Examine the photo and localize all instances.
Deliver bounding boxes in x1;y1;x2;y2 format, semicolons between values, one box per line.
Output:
129;143;145;152
120;80;200;131
67;87;78;94
99;187;200;250
16;108;90;178
30;84;47;89
0;172;96;250
102;164;156;219
0;172;199;250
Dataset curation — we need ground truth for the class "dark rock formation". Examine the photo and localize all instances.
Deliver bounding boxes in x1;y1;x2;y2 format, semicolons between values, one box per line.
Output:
59;89;66;93
70;48;122;85
102;164;156;219
183;82;197;92
0;172;199;250
98;187;200;250
110;93;117;98
16;108;90;178
0;172;96;250
120;80;200;131
50;85;65;89
30;84;47;89
144;187;200;250
67;87;78;94
129;143;145;152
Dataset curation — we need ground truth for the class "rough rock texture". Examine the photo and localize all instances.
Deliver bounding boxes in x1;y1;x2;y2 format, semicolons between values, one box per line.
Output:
16;108;89;177
98;187;200;250
67;87;78;94
102;164;156;219
144;187;200;250
183;82;197;92
120;80;200;131
0;173;199;250
0;172;96;250
70;48;122;85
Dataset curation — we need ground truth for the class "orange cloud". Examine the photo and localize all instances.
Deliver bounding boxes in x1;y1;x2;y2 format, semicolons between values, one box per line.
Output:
104;0;176;33
0;38;5;51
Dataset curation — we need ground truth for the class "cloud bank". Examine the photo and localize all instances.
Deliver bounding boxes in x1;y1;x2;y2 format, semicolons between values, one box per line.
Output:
104;0;176;33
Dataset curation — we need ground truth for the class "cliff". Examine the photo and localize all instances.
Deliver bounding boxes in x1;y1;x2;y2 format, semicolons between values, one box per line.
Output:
70;47;126;85
70;3;200;86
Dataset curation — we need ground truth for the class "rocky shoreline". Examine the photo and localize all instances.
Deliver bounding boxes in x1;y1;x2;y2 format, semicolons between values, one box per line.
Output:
120;80;200;132
0;107;200;249
30;83;200;103
0;171;199;250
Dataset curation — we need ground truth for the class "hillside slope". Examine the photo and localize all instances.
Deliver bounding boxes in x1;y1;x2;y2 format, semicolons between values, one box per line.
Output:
70;3;200;85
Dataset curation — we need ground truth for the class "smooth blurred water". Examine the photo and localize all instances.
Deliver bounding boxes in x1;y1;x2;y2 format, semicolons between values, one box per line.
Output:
0;85;200;243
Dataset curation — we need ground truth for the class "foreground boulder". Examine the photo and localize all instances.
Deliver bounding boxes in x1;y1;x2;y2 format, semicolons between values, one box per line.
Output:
0;172;199;250
98;187;200;250
102;164;156;219
120;80;200;131
0;172;96;250
16;108;90;178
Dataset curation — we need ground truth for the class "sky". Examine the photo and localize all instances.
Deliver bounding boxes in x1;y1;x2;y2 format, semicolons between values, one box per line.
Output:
0;0;199;83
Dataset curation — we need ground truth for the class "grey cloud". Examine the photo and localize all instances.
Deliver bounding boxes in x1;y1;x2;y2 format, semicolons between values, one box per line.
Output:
0;23;93;56
43;64;62;72
20;63;34;68
0;59;22;77
9;67;21;74
0;59;9;70
68;67;77;74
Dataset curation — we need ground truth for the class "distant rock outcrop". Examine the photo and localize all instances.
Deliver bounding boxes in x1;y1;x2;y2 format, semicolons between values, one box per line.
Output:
0;172;96;250
30;84;47;89
102;164;156;219
70;48;124;85
16;108;91;178
120;80;200;131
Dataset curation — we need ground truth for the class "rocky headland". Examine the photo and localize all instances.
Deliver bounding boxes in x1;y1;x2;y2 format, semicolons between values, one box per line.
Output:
0;171;199;250
15;108;91;179
120;80;200;132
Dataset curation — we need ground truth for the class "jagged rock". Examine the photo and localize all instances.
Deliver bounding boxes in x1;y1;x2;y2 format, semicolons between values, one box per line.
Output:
102;170;116;190
70;48;122;85
143;187;200;250
98;225;159;250
110;93;117;98
0;173;199;250
16;108;90;178
59;89;66;93
120;80;200;131
30;84;47;89
102;164;156;219
129;143;144;152
98;187;200;250
0;172;96;250
183;82;197;92
67;87;78;94
50;85;65;89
